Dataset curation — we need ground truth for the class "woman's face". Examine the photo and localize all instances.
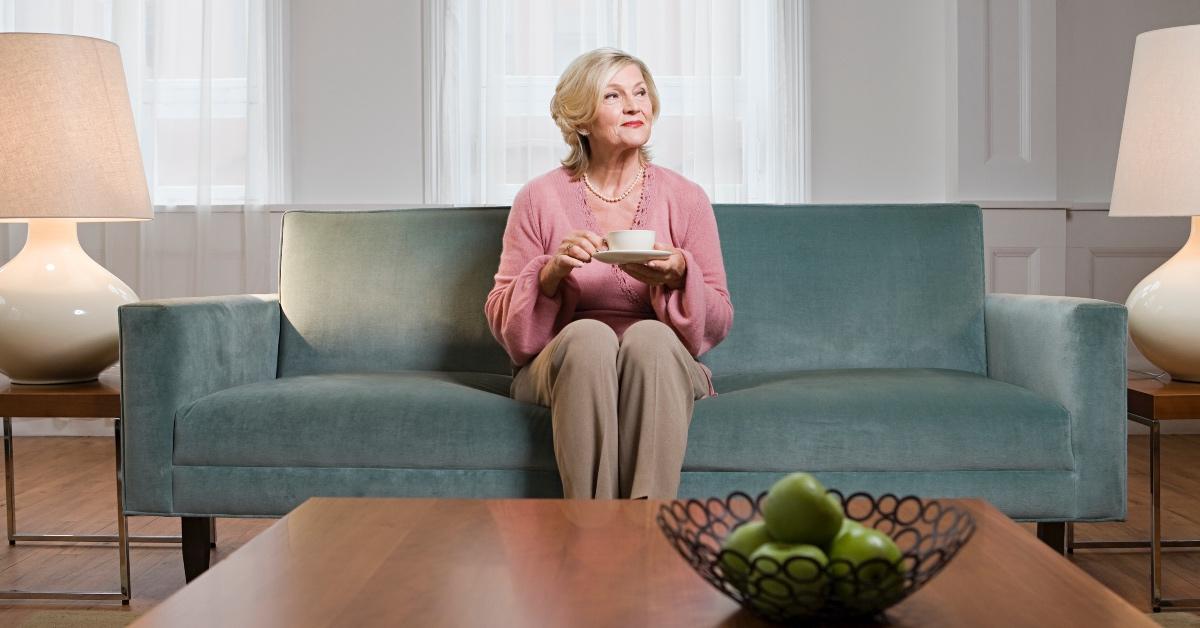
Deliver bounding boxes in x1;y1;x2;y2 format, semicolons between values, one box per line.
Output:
583;63;653;159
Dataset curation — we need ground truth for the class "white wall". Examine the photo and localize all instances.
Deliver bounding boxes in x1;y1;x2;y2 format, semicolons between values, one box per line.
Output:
289;0;424;204
283;0;1200;207
1057;0;1200;204
806;0;949;203
809;0;1200;205
954;0;1059;201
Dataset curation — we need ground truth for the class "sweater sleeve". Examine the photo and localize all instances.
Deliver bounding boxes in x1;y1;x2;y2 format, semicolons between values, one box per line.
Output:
485;186;580;366
650;186;734;358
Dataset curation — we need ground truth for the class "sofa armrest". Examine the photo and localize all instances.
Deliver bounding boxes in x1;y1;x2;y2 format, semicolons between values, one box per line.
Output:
119;294;281;514
984;293;1128;520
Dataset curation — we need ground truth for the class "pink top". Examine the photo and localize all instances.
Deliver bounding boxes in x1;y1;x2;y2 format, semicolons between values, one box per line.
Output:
485;164;734;395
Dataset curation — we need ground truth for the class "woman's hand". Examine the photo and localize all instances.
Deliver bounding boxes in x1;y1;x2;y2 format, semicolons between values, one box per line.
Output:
539;230;605;296
620;242;686;290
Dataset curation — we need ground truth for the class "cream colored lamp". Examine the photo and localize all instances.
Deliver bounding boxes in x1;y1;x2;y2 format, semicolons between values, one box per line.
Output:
1110;24;1200;382
0;33;151;384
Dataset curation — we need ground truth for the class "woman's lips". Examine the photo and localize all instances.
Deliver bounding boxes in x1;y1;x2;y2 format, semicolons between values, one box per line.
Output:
621;121;644;128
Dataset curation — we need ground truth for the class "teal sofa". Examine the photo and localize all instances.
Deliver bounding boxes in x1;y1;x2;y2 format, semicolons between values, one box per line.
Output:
118;205;1127;580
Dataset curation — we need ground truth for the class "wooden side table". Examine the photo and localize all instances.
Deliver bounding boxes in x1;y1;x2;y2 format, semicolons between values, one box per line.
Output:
0;371;180;603
1067;376;1200;612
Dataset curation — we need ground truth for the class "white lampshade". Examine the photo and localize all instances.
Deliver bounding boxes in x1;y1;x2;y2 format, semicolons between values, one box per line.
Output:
1110;24;1200;217
1109;24;1200;382
0;32;151;221
0;33;151;384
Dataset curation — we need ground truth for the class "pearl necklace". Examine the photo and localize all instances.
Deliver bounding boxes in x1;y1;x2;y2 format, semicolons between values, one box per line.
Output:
583;164;645;203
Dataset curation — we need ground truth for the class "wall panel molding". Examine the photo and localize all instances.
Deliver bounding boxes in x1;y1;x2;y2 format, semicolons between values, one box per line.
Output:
989;247;1040;294
982;208;1065;296
956;0;1056;201
1016;0;1032;163
1085;247;1176;302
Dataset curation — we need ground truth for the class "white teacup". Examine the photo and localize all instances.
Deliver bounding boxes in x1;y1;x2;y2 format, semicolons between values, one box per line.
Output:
605;230;655;251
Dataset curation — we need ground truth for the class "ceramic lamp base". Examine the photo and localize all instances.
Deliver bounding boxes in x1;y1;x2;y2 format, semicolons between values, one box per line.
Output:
1127;216;1200;383
0;219;138;384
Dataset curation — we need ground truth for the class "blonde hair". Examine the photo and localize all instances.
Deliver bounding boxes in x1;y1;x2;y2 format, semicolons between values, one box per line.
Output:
550;48;660;178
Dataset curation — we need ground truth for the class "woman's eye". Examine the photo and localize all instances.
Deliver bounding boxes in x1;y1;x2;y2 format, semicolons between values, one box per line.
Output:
604;93;618;100
636;90;647;96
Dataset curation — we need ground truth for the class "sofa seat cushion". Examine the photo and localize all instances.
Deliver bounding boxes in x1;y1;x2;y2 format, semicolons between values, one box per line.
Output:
688;368;1071;473
173;372;554;470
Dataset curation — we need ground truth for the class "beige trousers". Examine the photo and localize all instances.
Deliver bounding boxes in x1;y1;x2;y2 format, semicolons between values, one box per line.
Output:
512;319;710;500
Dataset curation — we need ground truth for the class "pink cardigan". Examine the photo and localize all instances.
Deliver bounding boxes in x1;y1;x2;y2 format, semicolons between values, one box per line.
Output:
485;164;734;395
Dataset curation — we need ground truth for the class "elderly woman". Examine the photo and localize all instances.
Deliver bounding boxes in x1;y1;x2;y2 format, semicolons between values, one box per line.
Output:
485;48;733;500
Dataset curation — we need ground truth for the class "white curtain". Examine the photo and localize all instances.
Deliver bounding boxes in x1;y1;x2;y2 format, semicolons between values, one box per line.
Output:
423;0;805;205
0;0;288;298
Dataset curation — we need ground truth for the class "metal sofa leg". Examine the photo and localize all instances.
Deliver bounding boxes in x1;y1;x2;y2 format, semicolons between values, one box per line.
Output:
182;517;213;582
1037;522;1067;555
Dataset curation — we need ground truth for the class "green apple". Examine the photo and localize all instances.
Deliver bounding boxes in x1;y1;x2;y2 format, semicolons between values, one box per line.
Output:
720;520;773;581
828;527;905;613
827;518;866;552
762;473;843;547
748;542;829;616
826;492;844;517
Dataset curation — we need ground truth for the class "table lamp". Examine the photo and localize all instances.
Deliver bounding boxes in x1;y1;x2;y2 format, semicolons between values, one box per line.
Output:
0;33;152;384
1110;24;1200;382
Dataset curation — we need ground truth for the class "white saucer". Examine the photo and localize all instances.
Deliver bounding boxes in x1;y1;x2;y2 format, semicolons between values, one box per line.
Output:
593;249;672;264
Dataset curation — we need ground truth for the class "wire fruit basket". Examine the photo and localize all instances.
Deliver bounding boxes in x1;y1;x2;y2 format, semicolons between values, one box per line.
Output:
657;490;976;623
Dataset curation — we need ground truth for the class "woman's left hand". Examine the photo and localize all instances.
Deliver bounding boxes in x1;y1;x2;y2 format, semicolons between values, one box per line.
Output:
620;242;686;290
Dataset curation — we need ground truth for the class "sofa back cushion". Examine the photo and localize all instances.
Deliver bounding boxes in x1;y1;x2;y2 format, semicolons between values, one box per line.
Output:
278;204;985;379
278;209;513;377
701;204;986;376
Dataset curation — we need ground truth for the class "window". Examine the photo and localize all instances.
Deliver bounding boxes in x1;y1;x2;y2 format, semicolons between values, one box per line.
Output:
1;0;283;207
425;0;805;205
142;0;254;205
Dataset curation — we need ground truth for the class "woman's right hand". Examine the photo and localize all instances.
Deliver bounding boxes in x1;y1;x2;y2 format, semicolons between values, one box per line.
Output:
539;230;605;296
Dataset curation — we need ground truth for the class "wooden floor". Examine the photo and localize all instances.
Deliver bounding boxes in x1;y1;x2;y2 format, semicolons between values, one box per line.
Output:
0;436;1196;624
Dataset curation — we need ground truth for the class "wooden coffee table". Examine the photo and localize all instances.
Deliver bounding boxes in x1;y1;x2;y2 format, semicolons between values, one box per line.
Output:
133;498;1154;627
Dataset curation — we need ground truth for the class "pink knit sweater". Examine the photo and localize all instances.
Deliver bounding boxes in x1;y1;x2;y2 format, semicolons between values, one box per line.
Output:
485;164;734;395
